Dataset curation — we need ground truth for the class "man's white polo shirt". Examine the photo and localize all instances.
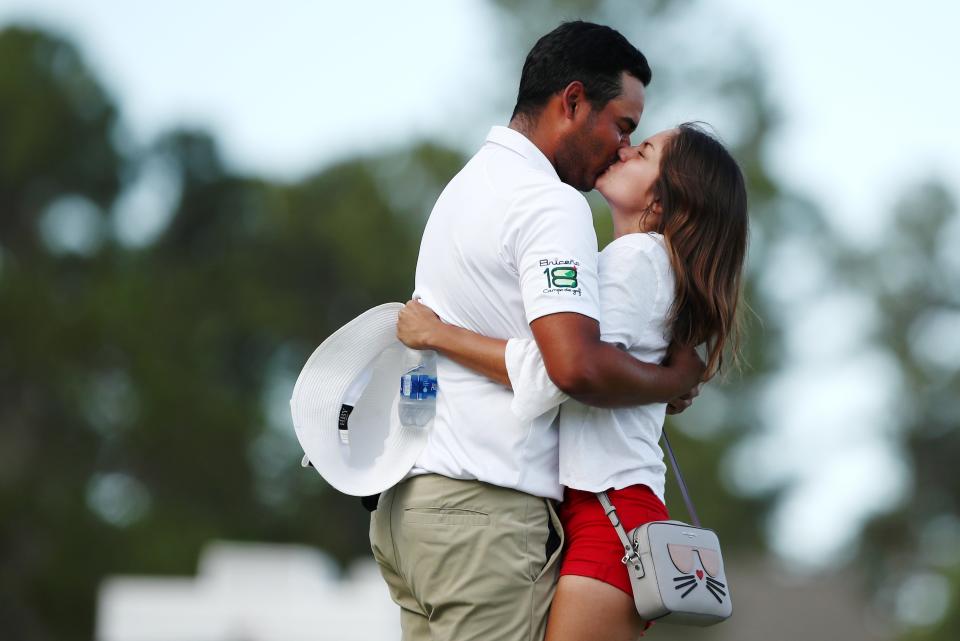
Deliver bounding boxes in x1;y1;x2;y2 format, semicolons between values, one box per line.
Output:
408;126;601;500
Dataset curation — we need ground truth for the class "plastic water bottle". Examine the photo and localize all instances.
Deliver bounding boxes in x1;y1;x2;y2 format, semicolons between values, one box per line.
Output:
399;351;438;427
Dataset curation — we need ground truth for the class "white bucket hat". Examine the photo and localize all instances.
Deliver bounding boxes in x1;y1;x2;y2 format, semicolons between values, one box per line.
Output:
289;302;432;496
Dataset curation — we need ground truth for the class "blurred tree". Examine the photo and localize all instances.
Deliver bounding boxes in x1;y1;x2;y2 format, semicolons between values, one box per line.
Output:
0;25;126;641
0;22;466;636
0;27;121;257
851;182;960;640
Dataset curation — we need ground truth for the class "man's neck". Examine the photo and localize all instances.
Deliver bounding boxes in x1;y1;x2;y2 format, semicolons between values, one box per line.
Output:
508;116;558;169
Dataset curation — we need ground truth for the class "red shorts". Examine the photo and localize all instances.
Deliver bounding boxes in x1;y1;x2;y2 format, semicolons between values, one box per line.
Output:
558;485;669;597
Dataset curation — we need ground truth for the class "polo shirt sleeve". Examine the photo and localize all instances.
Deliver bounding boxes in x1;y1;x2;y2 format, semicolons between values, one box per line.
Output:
597;235;667;349
500;182;601;325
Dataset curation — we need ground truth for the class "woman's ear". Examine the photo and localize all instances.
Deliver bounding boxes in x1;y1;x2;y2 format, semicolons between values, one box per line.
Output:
651;197;663;215
639;198;663;232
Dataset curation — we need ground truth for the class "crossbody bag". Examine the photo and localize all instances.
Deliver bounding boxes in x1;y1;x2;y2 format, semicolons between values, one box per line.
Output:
596;428;733;626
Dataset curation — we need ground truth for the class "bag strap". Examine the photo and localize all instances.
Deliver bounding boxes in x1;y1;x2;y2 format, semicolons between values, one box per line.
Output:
661;428;701;528
597;491;645;577
595;428;701;545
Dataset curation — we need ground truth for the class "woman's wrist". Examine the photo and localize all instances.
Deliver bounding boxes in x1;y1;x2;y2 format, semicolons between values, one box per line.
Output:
424;321;450;352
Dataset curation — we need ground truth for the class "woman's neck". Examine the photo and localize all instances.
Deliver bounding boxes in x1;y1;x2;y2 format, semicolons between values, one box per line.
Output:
611;206;658;239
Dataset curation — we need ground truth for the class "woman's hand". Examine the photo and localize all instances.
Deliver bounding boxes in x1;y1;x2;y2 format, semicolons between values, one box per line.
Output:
397;300;511;386
666;383;702;415
663;342;707;414
397;299;444;350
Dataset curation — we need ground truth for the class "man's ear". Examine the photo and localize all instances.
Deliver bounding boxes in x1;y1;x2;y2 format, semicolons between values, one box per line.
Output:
559;81;586;121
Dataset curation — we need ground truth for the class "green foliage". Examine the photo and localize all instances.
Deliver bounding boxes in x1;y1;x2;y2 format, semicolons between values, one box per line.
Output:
848;182;960;640
0;25;465;639
0;27;121;256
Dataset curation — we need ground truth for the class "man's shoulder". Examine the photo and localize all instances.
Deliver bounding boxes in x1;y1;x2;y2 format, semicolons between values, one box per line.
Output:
477;146;585;206
515;171;583;199
507;170;589;215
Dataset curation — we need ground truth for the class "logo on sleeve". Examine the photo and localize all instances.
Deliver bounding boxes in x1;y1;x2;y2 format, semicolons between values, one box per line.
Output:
540;258;582;296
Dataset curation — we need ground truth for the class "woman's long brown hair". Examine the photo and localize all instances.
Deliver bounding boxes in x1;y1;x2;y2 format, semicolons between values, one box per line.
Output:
653;123;749;378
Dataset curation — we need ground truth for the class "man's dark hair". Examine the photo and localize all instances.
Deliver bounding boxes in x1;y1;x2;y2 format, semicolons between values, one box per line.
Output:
511;21;652;121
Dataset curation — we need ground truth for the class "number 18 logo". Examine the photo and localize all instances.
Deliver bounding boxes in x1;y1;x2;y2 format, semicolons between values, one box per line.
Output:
544;267;578;288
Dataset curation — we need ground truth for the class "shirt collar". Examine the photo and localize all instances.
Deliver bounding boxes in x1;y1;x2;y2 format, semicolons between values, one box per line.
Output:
485;126;560;181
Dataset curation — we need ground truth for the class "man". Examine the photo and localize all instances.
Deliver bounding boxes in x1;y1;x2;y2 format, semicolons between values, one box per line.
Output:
370;21;703;641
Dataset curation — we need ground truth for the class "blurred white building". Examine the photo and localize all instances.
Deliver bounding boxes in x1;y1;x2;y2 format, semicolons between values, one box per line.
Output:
97;541;894;641
96;541;399;641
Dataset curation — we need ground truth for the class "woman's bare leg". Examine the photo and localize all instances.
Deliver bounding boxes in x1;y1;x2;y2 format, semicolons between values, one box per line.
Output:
544;575;649;641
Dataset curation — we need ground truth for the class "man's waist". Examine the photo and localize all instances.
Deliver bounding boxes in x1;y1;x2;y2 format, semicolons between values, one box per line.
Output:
412;441;562;502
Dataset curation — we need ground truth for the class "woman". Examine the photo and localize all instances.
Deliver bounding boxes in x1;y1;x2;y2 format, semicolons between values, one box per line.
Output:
397;123;748;640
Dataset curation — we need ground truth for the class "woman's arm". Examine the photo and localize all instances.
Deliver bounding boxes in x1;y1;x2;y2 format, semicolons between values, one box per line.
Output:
396;300;511;388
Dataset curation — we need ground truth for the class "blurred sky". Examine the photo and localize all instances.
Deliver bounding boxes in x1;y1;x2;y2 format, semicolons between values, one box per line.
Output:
3;0;957;569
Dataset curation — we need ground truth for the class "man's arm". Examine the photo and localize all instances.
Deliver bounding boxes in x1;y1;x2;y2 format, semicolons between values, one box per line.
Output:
530;312;704;408
397;300;702;411
503;182;703;409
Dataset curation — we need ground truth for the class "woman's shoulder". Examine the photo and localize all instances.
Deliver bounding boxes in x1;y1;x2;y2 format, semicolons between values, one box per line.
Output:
601;232;671;269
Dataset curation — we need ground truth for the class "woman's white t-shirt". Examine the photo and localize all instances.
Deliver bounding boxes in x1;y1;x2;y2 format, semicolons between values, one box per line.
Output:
504;232;675;501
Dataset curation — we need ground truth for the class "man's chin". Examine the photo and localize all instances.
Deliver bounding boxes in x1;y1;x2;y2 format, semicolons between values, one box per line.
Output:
598;159;621;180
588;169;611;192
563;167;605;192
576;169;611;192
568;175;595;192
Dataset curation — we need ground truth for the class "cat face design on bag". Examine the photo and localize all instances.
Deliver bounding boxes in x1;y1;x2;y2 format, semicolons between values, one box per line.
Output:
668;543;727;603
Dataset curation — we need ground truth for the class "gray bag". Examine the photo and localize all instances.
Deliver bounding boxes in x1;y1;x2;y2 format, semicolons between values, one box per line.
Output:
596;430;732;626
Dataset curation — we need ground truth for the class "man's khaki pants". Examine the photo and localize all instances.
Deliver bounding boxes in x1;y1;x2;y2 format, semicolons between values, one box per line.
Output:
370;474;564;641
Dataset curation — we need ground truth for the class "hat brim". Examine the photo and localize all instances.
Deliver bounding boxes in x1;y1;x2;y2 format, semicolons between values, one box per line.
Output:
290;303;430;496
